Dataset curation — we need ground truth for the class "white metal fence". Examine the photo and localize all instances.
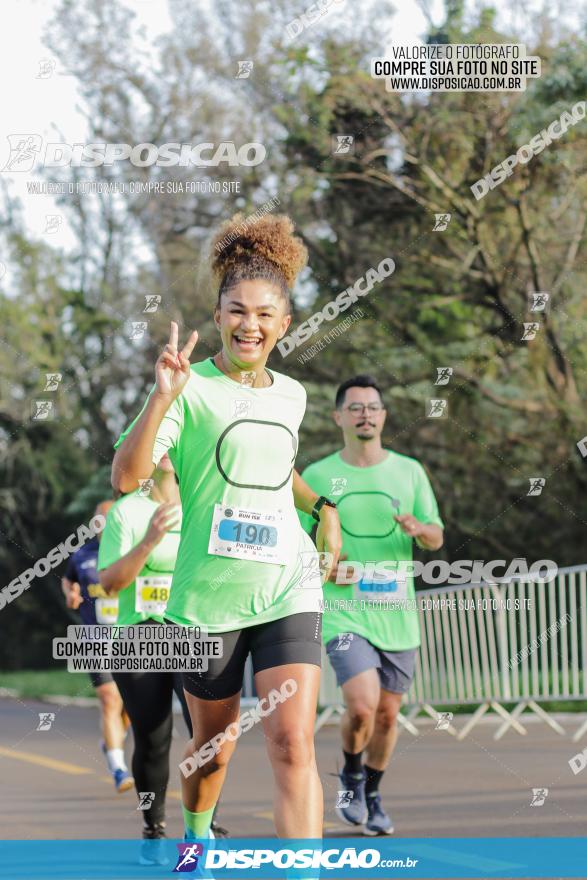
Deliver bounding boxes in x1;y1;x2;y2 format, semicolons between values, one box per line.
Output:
310;564;587;740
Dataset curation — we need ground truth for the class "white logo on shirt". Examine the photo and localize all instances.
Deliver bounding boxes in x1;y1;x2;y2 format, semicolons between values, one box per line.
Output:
330;477;347;496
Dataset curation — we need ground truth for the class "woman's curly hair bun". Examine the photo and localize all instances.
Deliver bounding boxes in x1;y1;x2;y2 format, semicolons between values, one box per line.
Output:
211;213;307;291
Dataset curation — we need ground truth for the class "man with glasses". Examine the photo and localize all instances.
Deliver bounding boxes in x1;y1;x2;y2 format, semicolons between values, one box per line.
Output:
298;375;443;835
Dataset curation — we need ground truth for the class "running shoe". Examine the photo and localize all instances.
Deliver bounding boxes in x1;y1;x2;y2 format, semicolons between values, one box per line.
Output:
113;768;134;793
139;822;169;866
210;820;229;838
181;828;215;879
100;741;133;793
335;769;368;826
364;793;394;835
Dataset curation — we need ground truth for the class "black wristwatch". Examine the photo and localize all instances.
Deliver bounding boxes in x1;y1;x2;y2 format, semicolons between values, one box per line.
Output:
311;496;337;522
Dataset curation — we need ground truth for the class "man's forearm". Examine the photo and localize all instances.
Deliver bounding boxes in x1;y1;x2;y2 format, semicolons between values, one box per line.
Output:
99;539;158;595
416;524;444;551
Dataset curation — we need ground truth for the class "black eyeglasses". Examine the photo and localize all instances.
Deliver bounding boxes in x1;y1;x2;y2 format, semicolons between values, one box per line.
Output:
344;404;384;414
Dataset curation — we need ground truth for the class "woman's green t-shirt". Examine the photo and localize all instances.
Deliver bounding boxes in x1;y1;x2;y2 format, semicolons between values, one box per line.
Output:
114;358;322;631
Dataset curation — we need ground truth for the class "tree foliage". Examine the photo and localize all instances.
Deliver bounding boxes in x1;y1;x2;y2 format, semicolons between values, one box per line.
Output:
1;0;585;667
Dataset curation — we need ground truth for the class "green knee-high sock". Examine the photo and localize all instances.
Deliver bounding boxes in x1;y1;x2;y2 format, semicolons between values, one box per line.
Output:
182;804;216;839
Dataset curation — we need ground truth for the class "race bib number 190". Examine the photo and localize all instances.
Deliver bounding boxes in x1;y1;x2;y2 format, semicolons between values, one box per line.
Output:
135;575;172;617
208;504;287;566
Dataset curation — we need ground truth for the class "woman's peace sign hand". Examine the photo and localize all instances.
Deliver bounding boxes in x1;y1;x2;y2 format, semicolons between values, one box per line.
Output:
155;321;198;400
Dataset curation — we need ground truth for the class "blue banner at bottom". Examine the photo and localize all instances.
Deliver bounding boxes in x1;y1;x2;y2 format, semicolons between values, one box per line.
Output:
0;838;585;879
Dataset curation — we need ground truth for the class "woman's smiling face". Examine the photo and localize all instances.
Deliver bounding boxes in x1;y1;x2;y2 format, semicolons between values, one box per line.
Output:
214;279;292;369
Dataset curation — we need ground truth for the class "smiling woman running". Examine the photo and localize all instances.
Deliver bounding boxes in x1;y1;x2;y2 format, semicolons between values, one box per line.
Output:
111;213;341;840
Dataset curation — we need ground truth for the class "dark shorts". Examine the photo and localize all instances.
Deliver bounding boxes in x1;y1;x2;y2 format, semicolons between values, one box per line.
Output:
89;670;114;688
179;612;322;701
326;632;417;693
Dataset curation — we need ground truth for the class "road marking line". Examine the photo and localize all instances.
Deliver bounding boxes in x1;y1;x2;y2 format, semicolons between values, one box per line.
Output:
0;745;93;775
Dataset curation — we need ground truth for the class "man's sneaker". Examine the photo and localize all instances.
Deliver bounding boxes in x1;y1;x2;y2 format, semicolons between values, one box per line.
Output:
364;793;394;835
335;769;368;826
139;822;169;866
113;768;134;793
210;821;229;838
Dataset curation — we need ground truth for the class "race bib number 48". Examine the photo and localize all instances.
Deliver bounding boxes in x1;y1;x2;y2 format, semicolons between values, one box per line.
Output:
94;597;119;625
208;504;287;565
135;575;172;617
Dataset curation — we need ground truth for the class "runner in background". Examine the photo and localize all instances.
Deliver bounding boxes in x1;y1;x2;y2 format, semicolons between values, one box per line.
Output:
110;212;342;844
299;375;444;835
98;455;198;865
61;499;133;793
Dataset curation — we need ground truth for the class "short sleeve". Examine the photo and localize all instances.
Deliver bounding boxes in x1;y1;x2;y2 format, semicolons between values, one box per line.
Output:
97;503;136;571
114;385;184;466
412;463;444;528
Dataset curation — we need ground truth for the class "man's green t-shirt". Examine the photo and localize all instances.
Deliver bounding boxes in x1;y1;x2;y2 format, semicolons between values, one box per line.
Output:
114;358;322;632
298;451;443;651
97;491;182;626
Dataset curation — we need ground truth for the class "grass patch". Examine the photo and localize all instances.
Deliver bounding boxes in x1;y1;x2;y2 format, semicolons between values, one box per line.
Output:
0;668;96;700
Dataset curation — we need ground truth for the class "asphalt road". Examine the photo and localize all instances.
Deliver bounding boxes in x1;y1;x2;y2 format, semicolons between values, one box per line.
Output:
1;694;585;845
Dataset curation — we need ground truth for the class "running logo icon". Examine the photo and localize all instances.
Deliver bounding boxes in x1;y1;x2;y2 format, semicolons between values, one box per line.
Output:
2;134;42;172
44;373;62;391
129;322;148;340
336;790;354;807
434;367;453;386
330;477;347;496
298;551;327;590
143;295;161;313
37;712;55;731
433;213;451;231
332;135;354;155
336;632;354;651
522;322;540;341
527;478;545;497
529;292;549;312
173;843;204;872
32;400;54;421
36;59;57;79
137;791;155;811
236;60;253;78
427;399;447;418
44;215;62;234
232;399;252;418
530;788;549;806
435;712;453;730
137;479;154;497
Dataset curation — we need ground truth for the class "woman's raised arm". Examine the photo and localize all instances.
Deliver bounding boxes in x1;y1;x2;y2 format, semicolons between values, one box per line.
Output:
112;321;198;493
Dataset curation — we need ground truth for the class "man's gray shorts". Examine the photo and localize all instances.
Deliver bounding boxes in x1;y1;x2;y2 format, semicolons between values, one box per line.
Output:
325;633;417;693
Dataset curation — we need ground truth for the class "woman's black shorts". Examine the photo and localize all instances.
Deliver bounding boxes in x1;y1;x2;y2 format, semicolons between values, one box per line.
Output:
174;611;322;701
